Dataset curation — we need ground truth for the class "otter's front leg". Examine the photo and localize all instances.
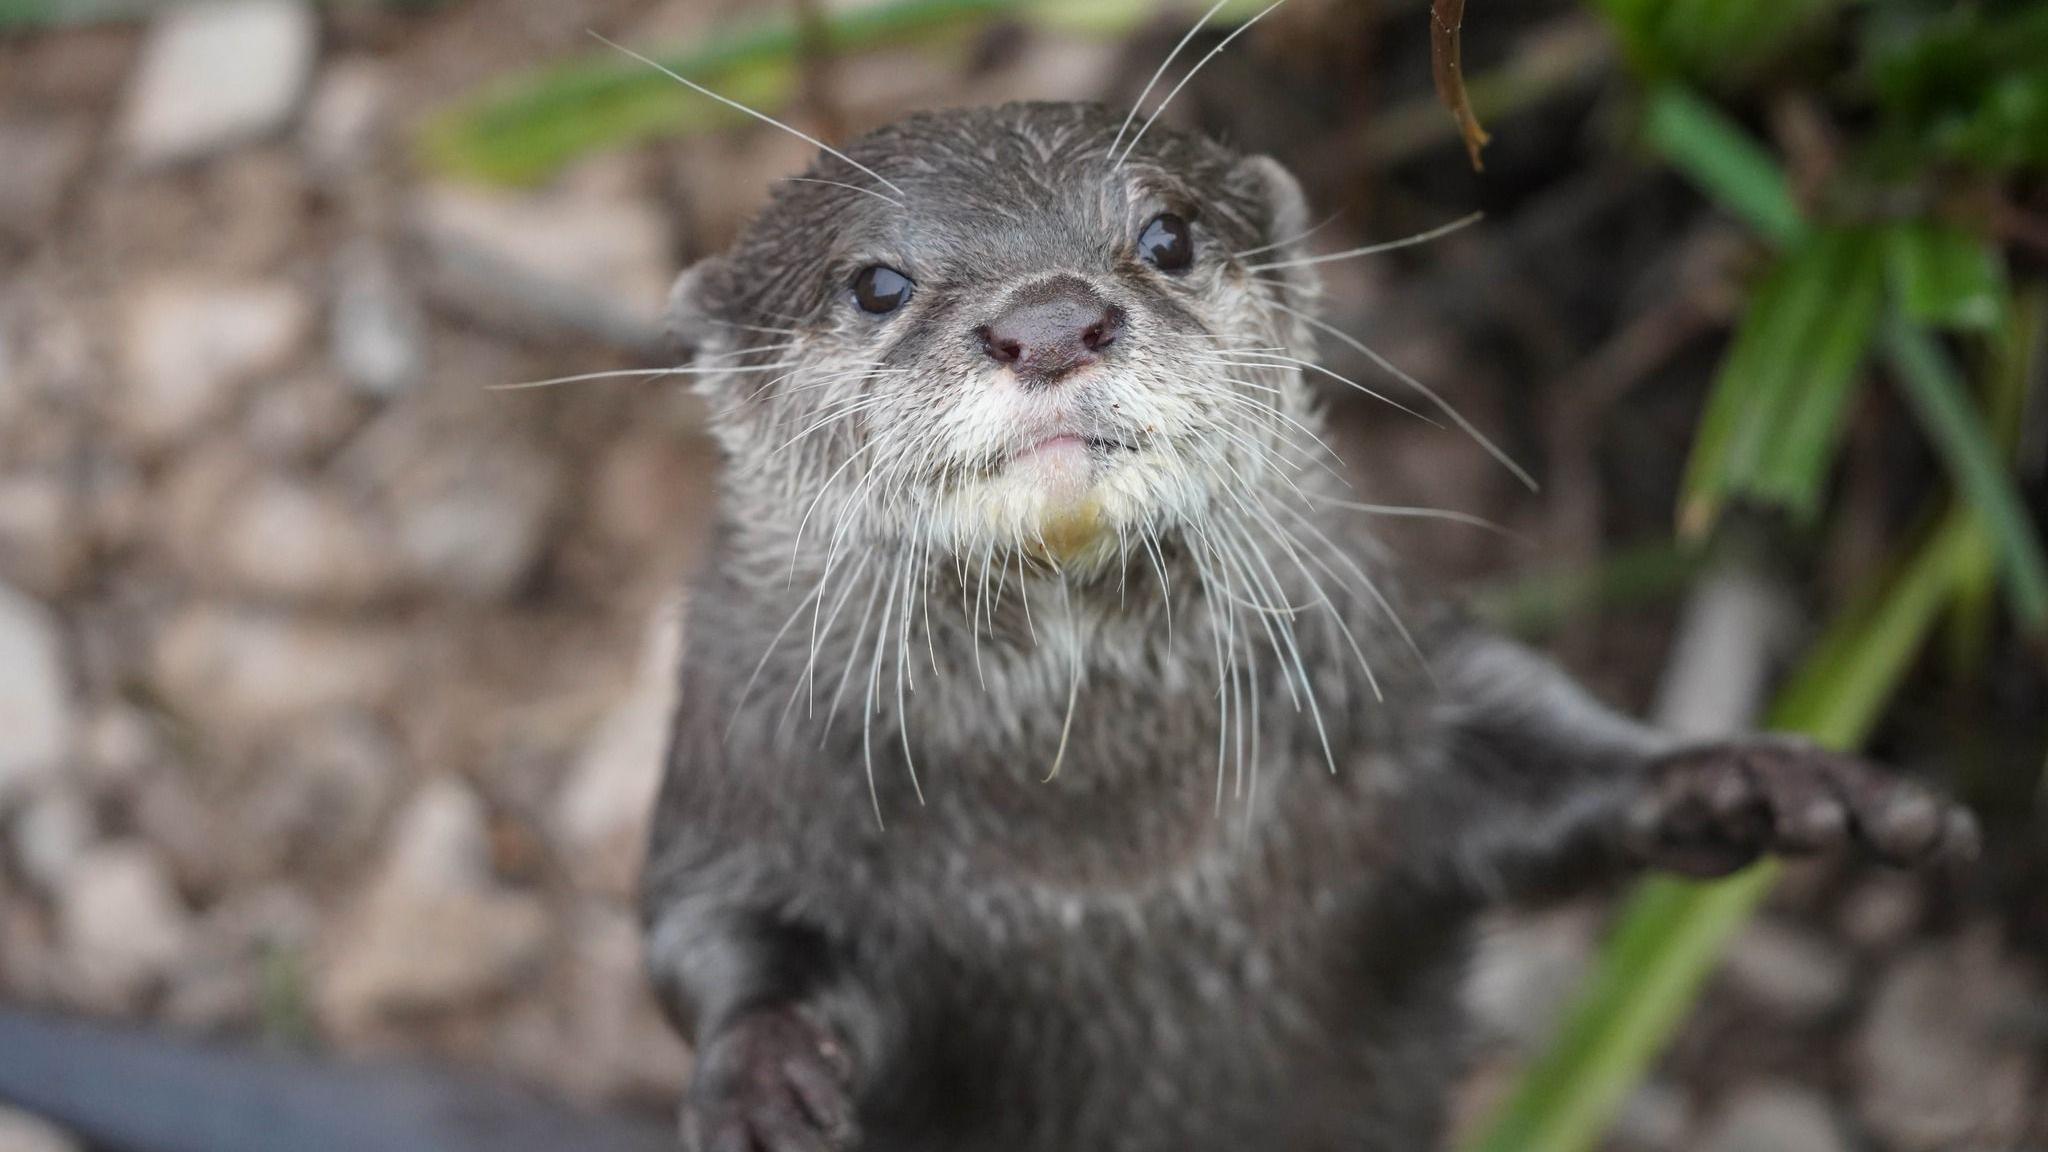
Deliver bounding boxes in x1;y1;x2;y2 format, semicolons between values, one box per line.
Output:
1422;633;1979;901
644;888;882;1152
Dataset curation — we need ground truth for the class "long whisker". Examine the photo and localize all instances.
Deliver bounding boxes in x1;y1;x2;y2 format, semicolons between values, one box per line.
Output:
1309;495;1525;541
781;176;903;207
1107;0;1233;163
1268;299;1539;492
590;32;907;203
1245;211;1484;272
487;361;800;392
1231;210;1346;260
1117;0;1290;168
1193;352;1442;427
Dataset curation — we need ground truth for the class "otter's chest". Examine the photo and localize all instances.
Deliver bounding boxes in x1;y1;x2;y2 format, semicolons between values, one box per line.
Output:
866;792;1467;1152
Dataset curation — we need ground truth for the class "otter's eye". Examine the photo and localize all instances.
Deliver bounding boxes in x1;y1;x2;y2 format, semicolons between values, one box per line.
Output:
853;265;914;314
1138;213;1194;272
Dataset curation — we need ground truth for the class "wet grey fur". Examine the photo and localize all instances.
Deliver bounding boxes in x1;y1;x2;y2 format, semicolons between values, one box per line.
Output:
644;102;1972;1152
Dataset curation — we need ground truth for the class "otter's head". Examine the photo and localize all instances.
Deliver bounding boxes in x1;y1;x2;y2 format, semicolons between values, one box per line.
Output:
673;102;1320;580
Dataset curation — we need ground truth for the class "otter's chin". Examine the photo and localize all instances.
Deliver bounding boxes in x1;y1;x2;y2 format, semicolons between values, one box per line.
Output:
1009;434;1097;505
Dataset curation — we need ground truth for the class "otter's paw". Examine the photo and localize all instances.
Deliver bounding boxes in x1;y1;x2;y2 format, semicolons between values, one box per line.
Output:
683;1009;858;1152
1626;739;1980;879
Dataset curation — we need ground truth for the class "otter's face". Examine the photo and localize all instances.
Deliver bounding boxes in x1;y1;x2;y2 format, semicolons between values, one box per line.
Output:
673;103;1318;577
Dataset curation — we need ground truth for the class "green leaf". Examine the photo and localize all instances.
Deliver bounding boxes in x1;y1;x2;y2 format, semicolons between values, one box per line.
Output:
1464;508;1991;1152
1885;222;2010;332
417;0;1040;184
1883;321;2048;630
1641;86;1805;247
1680;228;1885;534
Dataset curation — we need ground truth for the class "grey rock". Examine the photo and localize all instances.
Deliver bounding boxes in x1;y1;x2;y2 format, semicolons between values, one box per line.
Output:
386;439;560;601
302;58;391;183
210;473;399;606
0;118;91;246
116;278;311;453
1835;874;1923;952
0;475;81;601
318;780;551;1033
0;583;73;809
501;903;692;1103
243;375;369;466
152;605;404;735
57;844;193;1009
239;712;402;880
1609;1080;1691;1152
1696;1086;1845;1152
1724;919;1853;1023
78;704;165;791
163;884;317;1030
1463;908;1596;1048
12;787;95;895
1855;930;2040;1149
0;1106;82;1152
410;177;676;352
120;0;319;168
554;595;686;898
330;240;423;397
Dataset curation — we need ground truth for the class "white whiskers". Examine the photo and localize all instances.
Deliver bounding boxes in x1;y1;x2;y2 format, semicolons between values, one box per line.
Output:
590;31;907;205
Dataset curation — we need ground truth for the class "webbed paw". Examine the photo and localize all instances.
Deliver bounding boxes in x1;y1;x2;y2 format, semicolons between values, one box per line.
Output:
1627;738;1979;878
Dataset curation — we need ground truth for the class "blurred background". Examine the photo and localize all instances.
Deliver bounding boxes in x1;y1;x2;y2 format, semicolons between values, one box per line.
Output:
0;1;2044;1150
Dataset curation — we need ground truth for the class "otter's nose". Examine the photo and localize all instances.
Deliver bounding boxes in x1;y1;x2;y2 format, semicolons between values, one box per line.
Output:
977;278;1125;385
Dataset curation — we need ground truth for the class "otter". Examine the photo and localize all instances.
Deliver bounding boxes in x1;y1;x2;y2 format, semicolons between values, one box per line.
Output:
643;100;1976;1152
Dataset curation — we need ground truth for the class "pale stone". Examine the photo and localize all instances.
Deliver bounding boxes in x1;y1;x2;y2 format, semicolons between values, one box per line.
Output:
121;0;319;168
116;279;310;452
554;595;686;897
58;844;193;1008
319;780;551;1031
0;583;72;808
152;605;404;735
1697;1086;1846;1152
410;177;676;351
0;1107;82;1152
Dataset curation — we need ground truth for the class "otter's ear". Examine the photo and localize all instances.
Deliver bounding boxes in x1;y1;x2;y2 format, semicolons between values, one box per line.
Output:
666;256;731;364
1230;155;1310;253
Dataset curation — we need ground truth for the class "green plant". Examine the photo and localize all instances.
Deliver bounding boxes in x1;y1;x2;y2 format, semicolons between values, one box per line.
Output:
1467;4;2046;1149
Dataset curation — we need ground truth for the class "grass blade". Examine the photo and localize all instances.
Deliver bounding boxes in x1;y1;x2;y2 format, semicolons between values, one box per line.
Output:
1883;320;2048;629
1642;85;1806;246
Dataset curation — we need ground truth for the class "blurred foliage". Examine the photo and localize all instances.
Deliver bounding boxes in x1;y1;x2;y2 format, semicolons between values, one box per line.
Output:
418;0;1272;184
1471;4;2047;1150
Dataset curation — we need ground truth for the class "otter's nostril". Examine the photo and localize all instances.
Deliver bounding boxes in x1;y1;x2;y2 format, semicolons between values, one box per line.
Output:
978;325;1024;365
1082;306;1126;352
